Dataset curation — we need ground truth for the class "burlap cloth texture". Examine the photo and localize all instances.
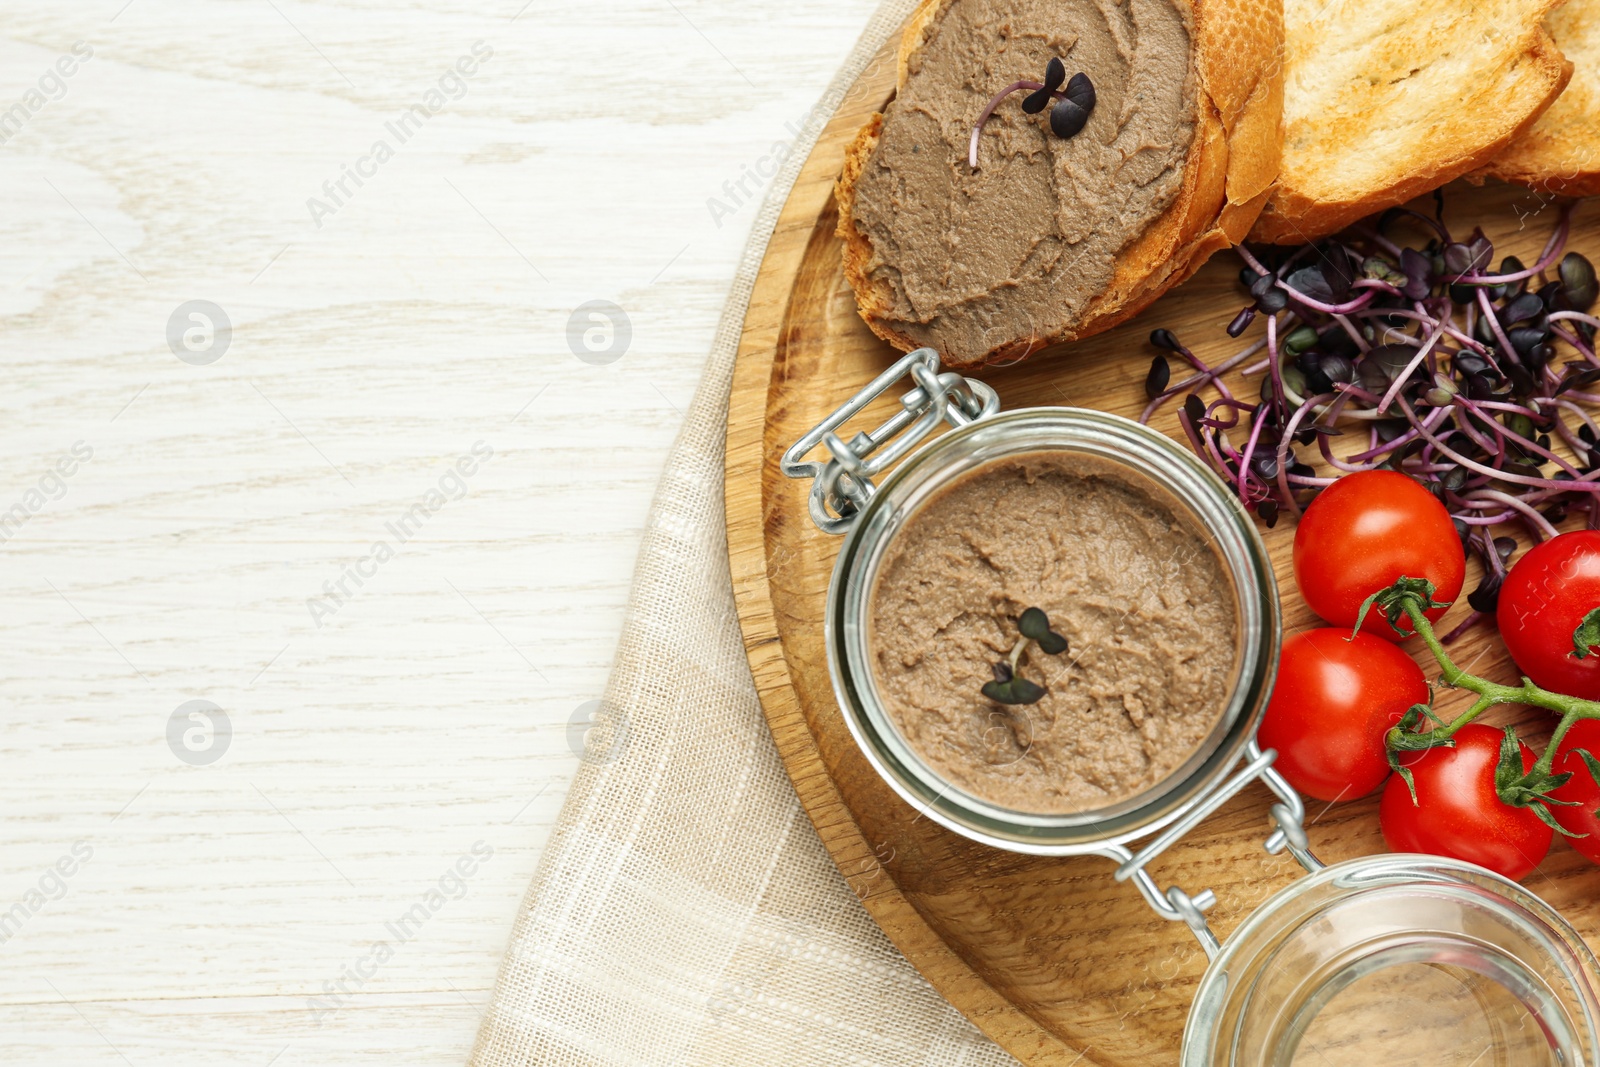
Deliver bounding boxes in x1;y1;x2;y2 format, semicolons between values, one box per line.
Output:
468;1;1023;1064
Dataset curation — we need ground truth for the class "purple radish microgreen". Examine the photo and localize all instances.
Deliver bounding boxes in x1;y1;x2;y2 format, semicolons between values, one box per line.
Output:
980;606;1068;705
969;60;1097;171
1141;199;1600;642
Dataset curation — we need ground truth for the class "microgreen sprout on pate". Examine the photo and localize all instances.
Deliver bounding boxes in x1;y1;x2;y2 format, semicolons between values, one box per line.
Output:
968;58;1097;172
981;606;1069;706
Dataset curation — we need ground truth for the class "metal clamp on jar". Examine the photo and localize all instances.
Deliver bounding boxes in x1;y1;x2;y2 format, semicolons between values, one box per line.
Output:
783;348;1600;1066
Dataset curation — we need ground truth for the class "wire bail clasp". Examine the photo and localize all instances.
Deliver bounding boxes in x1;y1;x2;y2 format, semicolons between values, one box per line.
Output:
1101;742;1323;958
781;348;1000;534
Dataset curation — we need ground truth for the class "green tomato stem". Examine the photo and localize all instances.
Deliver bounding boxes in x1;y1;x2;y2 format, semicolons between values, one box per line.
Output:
1408;601;1468;686
1392;600;1600;775
1540;715;1585;777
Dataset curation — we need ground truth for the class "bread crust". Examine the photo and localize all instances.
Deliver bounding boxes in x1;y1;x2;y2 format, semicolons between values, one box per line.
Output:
1478;0;1600;197
1479;157;1600;200
835;0;1285;370
1250;6;1572;244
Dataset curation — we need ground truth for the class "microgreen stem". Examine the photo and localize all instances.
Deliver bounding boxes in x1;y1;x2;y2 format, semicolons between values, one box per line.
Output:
1006;635;1027;675
1377;322;1445;413
1455;207;1572;283
1551;311;1600;331
1138;338;1261;422
968;78;1066;170
1552;327;1600;366
1462;489;1561;540
1399;395;1600;491
1377;307;1490;355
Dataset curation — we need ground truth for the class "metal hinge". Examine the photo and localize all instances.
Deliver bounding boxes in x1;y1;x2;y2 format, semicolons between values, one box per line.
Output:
780;348;1000;534
1099;742;1323;958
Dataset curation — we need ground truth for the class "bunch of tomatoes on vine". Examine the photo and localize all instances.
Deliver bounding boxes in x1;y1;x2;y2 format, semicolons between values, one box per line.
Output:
1260;468;1600;882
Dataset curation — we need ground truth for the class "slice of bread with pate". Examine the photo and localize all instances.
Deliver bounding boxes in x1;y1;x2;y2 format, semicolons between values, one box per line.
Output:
1251;0;1572;244
836;0;1284;370
1478;0;1600;196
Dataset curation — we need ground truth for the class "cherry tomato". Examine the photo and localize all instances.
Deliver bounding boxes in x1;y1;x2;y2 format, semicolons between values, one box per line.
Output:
1257;628;1429;801
1498;531;1600;700
1293;470;1465;640
1548;718;1600;863
1379;724;1552;881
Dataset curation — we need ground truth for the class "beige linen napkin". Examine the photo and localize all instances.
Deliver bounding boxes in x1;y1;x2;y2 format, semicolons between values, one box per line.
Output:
469;3;1020;1065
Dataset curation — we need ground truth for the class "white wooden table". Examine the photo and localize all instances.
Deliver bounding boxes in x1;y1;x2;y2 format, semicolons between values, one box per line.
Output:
0;2;872;1062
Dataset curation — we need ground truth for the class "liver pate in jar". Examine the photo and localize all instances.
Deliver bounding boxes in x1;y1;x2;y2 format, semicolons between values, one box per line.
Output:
868;450;1240;814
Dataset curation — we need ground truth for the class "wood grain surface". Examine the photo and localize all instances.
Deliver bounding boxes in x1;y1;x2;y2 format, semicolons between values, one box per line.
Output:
724;29;1600;1066
0;2;876;1065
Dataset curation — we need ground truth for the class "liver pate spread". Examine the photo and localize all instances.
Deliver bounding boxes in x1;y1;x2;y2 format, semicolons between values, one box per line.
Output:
868;452;1236;813
851;0;1198;362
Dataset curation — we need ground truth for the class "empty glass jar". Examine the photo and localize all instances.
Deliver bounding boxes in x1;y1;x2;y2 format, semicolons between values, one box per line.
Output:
1185;855;1600;1065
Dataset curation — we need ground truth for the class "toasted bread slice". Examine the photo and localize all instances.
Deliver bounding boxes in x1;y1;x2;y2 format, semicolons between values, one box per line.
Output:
1479;1;1600;196
1251;0;1572;244
836;0;1284;370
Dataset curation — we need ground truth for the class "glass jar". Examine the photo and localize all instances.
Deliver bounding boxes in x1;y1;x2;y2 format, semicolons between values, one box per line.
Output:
1184;855;1600;1065
784;349;1600;1063
822;405;1280;854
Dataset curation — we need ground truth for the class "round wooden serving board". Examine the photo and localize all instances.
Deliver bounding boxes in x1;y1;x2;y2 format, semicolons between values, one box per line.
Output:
723;30;1600;1066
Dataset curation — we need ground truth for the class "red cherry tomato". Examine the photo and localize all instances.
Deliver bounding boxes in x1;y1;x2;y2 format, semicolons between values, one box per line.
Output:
1498;531;1600;701
1293;470;1465;640
1548;718;1600;863
1379;724;1553;882
1257;628;1429;802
